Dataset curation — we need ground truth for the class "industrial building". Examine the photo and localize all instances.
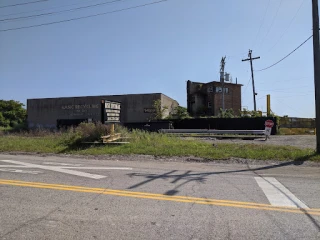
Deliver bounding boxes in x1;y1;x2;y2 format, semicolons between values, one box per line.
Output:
27;93;178;128
187;79;242;116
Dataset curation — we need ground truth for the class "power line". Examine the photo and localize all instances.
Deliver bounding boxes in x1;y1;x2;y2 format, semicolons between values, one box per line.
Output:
273;94;313;98
0;0;98;17
259;90;313;94
0;0;169;32
259;85;312;91
256;95;267;101
242;76;251;96
273;99;305;116
258;0;283;49
256;35;312;72
256;76;312;85
226;52;247;59
266;0;306;53
0;0;47;9
251;0;271;49
0;0;127;22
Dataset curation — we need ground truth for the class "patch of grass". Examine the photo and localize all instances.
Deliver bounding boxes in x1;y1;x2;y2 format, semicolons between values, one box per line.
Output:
278;128;315;135
0;135;65;153
0;129;319;161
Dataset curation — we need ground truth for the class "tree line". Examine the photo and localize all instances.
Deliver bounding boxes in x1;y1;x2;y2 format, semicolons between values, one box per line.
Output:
0;100;27;128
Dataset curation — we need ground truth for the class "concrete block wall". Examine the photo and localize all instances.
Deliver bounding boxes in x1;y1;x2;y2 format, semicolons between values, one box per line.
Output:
161;94;179;118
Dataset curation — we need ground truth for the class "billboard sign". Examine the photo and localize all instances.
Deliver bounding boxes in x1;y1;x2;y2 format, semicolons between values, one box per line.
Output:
104;100;121;123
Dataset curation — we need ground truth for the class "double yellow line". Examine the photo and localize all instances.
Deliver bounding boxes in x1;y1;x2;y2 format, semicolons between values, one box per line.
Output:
1;179;320;216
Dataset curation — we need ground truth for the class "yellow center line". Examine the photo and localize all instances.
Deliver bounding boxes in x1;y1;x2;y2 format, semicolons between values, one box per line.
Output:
0;179;319;216
2;178;318;210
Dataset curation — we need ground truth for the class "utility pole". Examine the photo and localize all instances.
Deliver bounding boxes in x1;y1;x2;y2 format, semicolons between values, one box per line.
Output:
312;0;320;153
220;56;226;110
242;50;260;111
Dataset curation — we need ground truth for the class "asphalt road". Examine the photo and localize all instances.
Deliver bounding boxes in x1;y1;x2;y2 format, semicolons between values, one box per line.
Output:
0;154;319;240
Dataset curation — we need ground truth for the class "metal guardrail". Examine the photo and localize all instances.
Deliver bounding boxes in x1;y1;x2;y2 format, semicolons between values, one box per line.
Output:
159;129;266;135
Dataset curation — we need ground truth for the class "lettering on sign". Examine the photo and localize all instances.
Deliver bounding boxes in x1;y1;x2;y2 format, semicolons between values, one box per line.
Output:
61;104;99;110
105;109;121;113
104;100;121;123
106;113;119;117
105;103;121;110
144;108;156;113
105;117;120;122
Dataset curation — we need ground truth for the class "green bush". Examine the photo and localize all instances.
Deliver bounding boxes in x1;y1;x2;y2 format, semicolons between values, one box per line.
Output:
61;122;111;146
11;121;28;132
115;124;130;137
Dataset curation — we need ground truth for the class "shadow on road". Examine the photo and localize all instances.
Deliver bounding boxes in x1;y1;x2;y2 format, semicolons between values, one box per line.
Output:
127;155;320;231
127;154;317;193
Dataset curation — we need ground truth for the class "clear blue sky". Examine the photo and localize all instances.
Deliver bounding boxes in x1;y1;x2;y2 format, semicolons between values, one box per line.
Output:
0;0;315;117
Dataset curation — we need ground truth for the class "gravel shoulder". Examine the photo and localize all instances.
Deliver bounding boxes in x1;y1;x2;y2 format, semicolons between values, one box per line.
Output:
1;151;319;167
202;135;316;149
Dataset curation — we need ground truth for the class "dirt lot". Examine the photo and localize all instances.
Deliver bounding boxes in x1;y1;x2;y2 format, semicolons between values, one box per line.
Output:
207;135;316;150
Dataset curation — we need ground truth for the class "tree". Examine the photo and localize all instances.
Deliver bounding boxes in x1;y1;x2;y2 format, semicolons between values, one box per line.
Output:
218;108;234;118
0;112;10;127
174;106;190;119
167;106;190;119
239;108;262;118
0;100;27;127
151;99;168;120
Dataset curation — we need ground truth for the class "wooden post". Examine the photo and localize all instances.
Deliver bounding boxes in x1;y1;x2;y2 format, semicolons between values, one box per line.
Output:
110;123;115;135
267;94;271;116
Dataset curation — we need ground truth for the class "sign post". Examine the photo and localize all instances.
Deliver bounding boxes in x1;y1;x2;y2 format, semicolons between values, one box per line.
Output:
101;100;121;143
264;119;274;140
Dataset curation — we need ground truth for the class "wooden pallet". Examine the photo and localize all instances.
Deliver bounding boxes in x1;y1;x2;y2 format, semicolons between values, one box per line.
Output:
101;134;130;144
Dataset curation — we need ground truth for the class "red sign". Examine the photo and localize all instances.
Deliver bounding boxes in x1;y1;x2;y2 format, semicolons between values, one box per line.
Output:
265;120;274;128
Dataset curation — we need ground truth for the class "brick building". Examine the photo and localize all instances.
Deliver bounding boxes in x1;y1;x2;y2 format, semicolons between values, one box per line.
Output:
187;80;242;116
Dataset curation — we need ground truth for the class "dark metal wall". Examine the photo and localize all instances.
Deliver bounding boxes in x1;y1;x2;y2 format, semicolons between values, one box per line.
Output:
172;117;278;135
122;118;278;135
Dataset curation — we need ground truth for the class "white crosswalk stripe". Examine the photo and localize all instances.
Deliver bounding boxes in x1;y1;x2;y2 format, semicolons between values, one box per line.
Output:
255;177;309;209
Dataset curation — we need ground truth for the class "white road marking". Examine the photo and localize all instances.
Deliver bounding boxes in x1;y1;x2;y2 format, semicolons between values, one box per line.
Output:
42;162;82;166
1;160;106;179
0;169;42;174
0;165;131;170
255;177;309;209
0;160;132;179
0;165;30;168
63;167;132;170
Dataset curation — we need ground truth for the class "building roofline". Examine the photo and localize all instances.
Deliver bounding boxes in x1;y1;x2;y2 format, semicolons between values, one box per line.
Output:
27;93;167;101
160;93;179;103
188;80;243;86
205;81;243;86
187;80;204;85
